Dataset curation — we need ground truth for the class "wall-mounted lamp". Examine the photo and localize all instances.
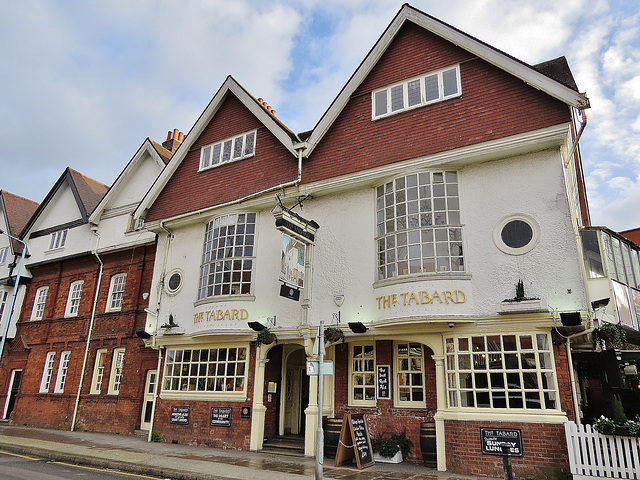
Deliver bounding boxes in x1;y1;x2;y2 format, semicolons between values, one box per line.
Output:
348;322;368;333
248;321;265;332
135;329;151;339
334;295;345;307
560;312;582;327
142;292;149;300
591;298;610;310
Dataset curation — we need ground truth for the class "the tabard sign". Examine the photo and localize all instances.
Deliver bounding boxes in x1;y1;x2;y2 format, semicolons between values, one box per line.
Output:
170;406;190;425
210;407;232;427
480;428;523;456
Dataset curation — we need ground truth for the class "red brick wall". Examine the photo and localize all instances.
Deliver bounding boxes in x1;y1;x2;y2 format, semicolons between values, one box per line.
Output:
146;95;299;222
151;343;257;450
332;340;436;462
444;419;569;476
305;23;571;184
3;244;158;433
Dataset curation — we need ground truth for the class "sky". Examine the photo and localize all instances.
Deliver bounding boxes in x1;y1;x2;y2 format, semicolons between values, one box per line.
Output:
1;0;639;232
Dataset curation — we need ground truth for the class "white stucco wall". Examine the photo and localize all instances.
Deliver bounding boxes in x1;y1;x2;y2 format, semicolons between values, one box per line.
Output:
150;147;588;337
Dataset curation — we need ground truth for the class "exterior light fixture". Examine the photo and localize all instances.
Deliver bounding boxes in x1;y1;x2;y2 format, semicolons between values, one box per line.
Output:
348;322;368;333
591;298;610;310
248;321;265;332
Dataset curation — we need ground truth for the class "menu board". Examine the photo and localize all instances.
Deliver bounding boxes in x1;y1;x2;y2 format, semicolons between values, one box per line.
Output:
376;365;390;399
349;414;374;468
210;407;232;427
170;406;190;425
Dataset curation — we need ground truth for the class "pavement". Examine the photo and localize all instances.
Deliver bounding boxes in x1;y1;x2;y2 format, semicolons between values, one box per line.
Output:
0;423;498;480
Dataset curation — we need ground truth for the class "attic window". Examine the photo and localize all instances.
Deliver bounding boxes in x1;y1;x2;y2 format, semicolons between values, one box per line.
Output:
199;130;257;171
372;64;461;119
48;229;68;250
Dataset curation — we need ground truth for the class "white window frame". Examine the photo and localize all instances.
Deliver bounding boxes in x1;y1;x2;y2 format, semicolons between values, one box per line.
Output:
31;286;49;320
198;213;256;299
199;130;257;171
394;342;426;408
372;64;461;119
107;348;125;395
64;280;84;317
444;332;559;411
48;229;68;250
106;274;127;312
376;171;463;280
0;289;8;324
162;346;249;398
39;351;56;393
349;342;376;406
0;246;8;264
90;348;107;394
54;351;71;393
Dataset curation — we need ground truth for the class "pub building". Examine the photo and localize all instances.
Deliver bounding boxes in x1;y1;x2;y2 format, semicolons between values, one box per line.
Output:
134;5;591;476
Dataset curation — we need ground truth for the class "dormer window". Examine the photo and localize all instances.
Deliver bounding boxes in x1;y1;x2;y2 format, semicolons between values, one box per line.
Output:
49;229;68;250
372;64;461;119
199;130;257;171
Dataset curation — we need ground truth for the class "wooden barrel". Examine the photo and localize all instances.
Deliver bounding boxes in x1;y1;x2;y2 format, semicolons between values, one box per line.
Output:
324;418;343;459
420;420;436;467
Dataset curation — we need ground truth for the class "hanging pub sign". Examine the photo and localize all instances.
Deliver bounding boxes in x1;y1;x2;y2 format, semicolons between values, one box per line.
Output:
273;209;319;244
279;233;306;288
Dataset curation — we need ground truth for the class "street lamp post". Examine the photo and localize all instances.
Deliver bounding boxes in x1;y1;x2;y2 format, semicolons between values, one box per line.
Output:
0;229;27;363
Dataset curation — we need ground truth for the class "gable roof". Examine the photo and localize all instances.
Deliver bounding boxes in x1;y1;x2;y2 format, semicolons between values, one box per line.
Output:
135;76;301;219
21;168;109;237
304;4;590;156
0;191;39;253
89;137;171;223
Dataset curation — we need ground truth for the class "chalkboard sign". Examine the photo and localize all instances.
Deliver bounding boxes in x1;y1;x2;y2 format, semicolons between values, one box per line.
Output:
480;428;523;456
210;407;232;427
170;406;190;425
376;365;390;399
335;414;374;469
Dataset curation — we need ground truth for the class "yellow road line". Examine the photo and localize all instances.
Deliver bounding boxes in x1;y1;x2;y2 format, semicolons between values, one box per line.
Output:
0;450;40;460
49;460;164;479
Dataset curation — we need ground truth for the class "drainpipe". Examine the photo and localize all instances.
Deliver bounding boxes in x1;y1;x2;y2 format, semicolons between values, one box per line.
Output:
71;229;103;431
147;347;163;442
564;107;587;167
566;327;594;426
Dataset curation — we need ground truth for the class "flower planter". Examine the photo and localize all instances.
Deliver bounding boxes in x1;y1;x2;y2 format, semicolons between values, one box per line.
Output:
374;451;403;463
499;299;547;314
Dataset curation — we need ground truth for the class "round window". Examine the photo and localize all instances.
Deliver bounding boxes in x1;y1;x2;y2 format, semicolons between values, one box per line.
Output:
165;270;183;294
494;215;539;255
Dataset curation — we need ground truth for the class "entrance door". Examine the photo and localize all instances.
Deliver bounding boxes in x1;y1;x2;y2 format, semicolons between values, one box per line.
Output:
3;369;22;420
140;370;156;430
283;348;306;435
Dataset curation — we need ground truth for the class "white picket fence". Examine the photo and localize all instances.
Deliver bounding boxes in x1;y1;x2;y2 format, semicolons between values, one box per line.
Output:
565;421;640;479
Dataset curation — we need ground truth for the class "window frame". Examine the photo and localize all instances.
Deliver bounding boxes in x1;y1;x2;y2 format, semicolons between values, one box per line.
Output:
90;348;107;394
372;64;461;119
444;332;560;412
198;213;256;300
48;229;68;250
199;130;257;171
107;348;125;395
494;214;540;255
376;171;464;281
161;345;249;399
0;289;8;323
106;274;127;312
31;286;49;320
39;351;56;393
393;341;426;408
53;350;71;393
0;246;8;264
64;280;84;317
349;342;377;406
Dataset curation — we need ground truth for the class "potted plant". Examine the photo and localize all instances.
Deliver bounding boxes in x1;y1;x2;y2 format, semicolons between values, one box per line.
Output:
160;313;179;329
371;431;412;463
255;327;277;347
593;415;615;435
324;326;344;344
594;322;627;350
500;280;546;313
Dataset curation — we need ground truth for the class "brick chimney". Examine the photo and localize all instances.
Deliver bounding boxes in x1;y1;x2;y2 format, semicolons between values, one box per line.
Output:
162;128;184;152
